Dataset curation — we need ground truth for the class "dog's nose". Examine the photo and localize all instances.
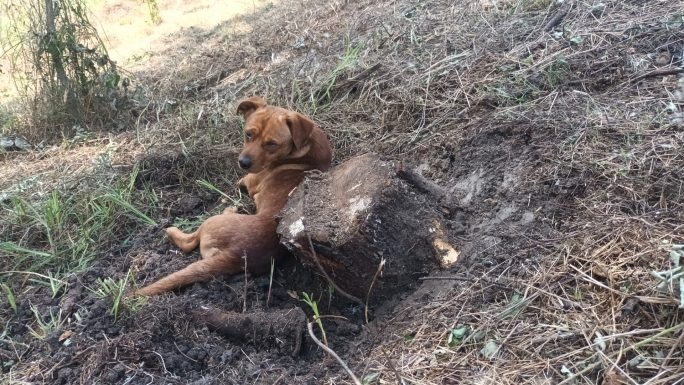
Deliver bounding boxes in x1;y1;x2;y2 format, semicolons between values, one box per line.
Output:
238;155;252;170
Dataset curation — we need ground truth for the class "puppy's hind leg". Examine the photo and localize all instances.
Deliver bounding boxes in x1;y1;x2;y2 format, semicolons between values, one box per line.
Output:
166;227;200;253
135;253;242;296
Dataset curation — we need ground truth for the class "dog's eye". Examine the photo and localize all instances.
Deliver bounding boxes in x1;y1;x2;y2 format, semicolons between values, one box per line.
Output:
264;141;278;150
244;132;253;142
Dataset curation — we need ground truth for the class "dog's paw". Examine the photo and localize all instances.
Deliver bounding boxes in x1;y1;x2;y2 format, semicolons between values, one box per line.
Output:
222;206;238;214
238;184;250;197
165;226;180;236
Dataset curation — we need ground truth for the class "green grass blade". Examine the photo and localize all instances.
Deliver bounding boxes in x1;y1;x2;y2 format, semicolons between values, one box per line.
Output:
0;242;52;258
102;193;157;226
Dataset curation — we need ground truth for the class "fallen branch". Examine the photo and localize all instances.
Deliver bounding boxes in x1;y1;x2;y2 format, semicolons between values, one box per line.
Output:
306;321;361;385
630;68;684;83
365;258;386;324
543;2;571;31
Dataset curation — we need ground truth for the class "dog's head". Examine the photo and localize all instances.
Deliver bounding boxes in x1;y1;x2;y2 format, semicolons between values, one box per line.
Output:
236;96;316;173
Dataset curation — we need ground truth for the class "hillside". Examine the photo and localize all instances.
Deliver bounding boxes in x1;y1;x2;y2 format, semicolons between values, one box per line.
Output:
1;0;683;384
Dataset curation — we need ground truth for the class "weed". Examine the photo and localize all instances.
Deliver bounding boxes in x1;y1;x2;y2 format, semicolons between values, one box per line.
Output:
172;215;207;232
98;167;157;227
652;244;684;308
2;193;85;272
498;291;528;319
300;292;328;346
102;191;157;226
6;196;29;224
315;38;363;109
0;171;160;283
487;75;539;106
403;332;416;343
544;56;571;88
361;372;380;385
665;14;684;30
28;271;66;298
1;283;17;313
0;105;18;134
91;270;142;320
0;242;53;261
43;191;65;236
447;325;469;348
141;0;162;24
27;304;64;340
480;339;501;359
196;179;243;207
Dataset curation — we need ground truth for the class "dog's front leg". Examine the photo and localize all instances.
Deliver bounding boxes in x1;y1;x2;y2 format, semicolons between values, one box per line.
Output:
238;173;260;197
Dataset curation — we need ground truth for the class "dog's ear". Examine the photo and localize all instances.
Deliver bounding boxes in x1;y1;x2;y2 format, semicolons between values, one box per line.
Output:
236;97;267;119
285;112;314;150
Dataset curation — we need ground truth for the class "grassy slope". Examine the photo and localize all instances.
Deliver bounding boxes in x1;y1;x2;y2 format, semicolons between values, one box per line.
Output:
2;0;684;384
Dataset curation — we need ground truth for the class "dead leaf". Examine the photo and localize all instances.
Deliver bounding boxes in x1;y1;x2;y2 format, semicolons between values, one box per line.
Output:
59;330;74;342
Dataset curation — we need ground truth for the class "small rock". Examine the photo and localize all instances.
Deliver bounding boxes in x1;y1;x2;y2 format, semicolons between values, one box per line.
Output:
0;136;32;151
589;3;606;17
655;52;671;66
56;367;74;384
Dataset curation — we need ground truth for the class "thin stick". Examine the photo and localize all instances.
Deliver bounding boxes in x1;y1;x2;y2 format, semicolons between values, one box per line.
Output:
243;251;248;313
381;347;404;385
266;257;274;308
631;68;684;83
365;258;385;324
1;270;67;284
306;321;362;385
557;358;602;385
174;341;198;362
662;325;684;366
558;323;684;385
418;274;514;290
306;233;365;308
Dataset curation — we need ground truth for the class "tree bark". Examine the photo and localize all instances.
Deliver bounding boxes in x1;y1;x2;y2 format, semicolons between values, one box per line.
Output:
195;307;306;356
44;0;80;125
277;153;458;306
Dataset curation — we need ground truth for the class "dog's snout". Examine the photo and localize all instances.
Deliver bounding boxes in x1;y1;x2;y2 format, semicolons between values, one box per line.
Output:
238;155;252;170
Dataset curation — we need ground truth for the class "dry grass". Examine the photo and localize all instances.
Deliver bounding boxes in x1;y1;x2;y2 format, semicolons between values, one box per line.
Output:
197;0;681;383
89;0;271;68
292;1;682;384
0;133;142;195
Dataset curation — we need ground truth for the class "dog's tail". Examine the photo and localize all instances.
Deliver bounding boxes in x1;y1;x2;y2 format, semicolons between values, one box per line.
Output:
135;256;242;296
166;227;200;253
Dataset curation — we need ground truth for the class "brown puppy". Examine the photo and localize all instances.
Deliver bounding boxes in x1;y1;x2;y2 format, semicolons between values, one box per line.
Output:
136;97;332;296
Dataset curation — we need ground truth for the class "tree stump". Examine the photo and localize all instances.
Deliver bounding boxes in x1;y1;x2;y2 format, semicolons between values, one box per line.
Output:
277;153;459;306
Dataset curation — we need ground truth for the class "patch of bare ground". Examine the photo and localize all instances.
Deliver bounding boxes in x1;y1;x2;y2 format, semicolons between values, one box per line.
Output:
2;0;683;384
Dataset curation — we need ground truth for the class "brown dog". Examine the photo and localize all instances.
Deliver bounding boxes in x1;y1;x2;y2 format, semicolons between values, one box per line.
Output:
136;97;332;296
